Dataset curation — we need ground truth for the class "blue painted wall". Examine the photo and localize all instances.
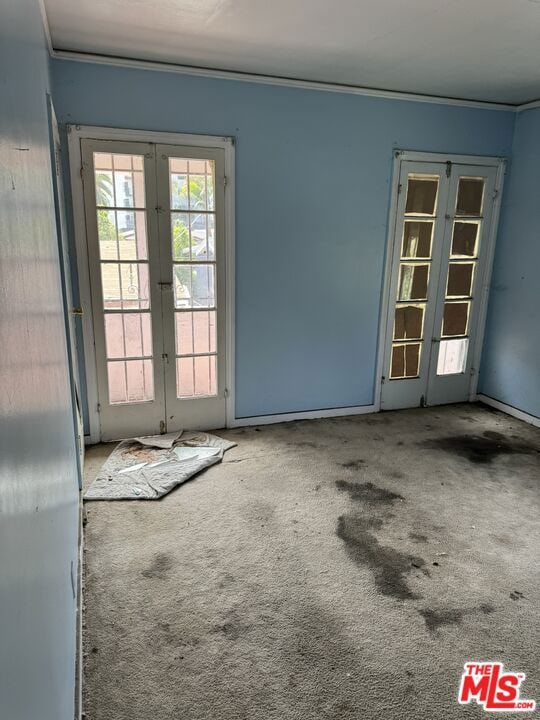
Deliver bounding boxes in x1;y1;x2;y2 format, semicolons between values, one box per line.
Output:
0;2;79;719
51;59;515;420
479;108;540;419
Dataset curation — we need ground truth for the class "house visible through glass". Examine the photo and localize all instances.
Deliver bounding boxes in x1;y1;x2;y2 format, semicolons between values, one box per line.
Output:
93;152;155;404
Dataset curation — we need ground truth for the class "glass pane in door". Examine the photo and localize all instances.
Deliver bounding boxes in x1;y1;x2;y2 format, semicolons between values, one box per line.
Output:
437;176;485;376
93;152;154;403
405;178;438;214
391;343;421;378
401;221;433;258
169;158;218;398
451;221;479;257
389;174;438;379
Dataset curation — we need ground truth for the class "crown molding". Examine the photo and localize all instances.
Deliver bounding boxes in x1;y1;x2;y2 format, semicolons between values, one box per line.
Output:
51;49;521;112
515;98;540;113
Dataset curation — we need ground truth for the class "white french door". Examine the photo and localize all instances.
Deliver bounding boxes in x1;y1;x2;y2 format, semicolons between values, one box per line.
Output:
81;139;227;440
381;156;502;410
155;144;226;432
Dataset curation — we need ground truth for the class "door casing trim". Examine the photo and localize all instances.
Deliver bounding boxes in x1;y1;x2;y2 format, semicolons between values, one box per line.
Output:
68;125;236;443
375;150;507;411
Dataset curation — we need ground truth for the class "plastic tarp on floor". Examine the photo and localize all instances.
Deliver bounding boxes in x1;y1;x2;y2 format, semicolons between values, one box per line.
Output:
84;431;236;500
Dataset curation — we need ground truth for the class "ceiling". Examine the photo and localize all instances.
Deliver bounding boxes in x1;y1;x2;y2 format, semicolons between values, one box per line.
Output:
45;0;540;105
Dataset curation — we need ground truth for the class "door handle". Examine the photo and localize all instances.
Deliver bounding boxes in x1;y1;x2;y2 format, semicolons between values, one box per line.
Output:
431;337;440;343
71;307;84;316
158;281;173;289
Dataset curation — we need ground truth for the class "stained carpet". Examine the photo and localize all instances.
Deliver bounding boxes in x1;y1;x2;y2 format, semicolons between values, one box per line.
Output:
82;403;540;720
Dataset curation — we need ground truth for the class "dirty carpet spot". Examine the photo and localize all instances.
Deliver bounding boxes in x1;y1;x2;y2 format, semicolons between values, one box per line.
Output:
340;459;366;470
420;431;538;464
419;608;467;631
141;552;175;579
335;480;403;505
419;603;495;632
336;515;425;600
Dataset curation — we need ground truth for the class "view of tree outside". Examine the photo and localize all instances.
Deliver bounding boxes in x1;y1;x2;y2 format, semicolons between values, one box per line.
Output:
171;173;215;308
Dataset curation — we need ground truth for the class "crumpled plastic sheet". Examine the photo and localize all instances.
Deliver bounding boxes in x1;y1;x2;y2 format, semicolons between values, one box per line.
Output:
84;431;237;500
134;430;182;449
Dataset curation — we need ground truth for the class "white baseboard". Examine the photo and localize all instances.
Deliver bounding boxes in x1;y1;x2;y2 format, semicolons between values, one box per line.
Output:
230;403;377;428
82;396;539;436
475;394;540;428
83;404;378;438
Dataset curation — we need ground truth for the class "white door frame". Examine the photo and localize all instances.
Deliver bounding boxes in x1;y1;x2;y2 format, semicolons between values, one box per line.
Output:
375;150;506;411
67;125;236;443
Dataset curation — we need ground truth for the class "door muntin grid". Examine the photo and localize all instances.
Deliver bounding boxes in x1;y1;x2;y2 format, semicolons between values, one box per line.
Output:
390;174;439;380
93;151;154;404
168;158;218;399
437;176;485;376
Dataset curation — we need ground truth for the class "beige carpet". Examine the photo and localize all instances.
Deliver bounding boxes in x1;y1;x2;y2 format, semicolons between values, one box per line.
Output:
82;403;540;720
